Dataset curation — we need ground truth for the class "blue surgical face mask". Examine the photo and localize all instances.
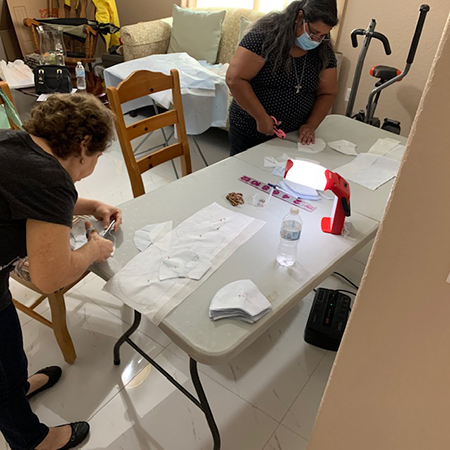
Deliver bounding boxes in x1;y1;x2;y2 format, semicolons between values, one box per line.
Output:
295;24;321;51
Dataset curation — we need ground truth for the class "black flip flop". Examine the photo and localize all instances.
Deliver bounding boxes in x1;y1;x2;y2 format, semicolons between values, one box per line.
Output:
26;366;62;399
57;422;90;450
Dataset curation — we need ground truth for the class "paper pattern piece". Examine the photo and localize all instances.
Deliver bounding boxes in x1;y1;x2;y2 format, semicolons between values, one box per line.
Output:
134;222;173;252
336;153;400;191
368;138;400;156
104;203;265;325
297;138;326;154
328;139;358;156
209;279;272;323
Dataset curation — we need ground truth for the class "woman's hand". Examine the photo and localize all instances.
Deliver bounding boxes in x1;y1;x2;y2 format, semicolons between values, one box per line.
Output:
298;124;316;145
85;221;114;262
92;202;122;231
256;114;275;136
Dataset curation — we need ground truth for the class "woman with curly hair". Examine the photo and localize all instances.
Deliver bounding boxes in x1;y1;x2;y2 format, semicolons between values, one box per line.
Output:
227;0;339;155
0;94;122;449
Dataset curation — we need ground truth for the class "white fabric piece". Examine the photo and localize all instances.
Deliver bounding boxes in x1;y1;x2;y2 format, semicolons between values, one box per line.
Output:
70;218;116;256
209;279;272;323
297;138;326;154
134;221;173;252
104;203;266;325
368;137;401;156
104;53;229;135
0;60;34;88
263;153;292;177
159;249;211;281
328;139;358;156
336;153;401;190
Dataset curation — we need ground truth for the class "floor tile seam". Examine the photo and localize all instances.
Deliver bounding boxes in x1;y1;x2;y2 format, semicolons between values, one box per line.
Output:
162;344;284;424
276;350;328;433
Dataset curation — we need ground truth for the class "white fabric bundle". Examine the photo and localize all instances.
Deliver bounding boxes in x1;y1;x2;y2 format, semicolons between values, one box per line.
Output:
209;280;272;324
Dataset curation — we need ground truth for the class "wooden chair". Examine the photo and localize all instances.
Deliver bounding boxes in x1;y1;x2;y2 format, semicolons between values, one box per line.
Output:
107;69;192;198
23;0;98;68
0;80;85;364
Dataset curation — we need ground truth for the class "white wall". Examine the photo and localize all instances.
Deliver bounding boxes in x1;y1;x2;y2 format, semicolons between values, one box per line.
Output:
309;14;450;450
116;0;180;27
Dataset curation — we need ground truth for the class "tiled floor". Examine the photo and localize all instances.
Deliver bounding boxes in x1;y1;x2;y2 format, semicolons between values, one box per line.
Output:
1;107;373;449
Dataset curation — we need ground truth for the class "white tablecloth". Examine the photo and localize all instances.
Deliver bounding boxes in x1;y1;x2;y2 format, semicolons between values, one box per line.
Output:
104;53;229;135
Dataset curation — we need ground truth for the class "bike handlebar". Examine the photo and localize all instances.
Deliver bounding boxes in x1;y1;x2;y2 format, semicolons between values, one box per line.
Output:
350;28;391;55
407;4;430;65
372;31;391;55
350;28;366;47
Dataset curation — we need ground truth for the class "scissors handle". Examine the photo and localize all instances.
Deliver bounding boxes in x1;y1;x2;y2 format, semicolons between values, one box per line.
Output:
270;116;286;139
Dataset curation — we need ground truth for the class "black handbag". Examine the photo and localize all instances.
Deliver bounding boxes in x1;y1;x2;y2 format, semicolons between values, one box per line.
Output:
34;65;73;94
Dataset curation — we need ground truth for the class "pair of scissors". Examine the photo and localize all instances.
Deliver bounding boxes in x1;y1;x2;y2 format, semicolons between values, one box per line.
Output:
271;116;286;139
85;219;116;239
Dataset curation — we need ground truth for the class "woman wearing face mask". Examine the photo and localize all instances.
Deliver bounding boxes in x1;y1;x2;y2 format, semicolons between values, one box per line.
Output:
226;0;338;155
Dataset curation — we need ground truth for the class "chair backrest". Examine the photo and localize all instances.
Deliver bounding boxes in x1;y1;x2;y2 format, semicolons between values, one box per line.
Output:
107;69;192;198
24;0;98;64
0;81;20;130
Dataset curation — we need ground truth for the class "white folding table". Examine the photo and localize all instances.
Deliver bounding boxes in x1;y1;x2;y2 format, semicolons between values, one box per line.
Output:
92;115;406;449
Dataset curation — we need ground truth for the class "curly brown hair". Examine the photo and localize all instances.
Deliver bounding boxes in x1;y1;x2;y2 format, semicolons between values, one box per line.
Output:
23;93;115;159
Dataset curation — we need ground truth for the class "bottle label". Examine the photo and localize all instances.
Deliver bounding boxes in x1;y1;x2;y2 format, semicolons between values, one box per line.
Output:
280;229;301;241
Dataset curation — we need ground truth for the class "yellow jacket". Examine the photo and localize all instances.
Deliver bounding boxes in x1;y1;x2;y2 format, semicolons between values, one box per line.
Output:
91;0;121;49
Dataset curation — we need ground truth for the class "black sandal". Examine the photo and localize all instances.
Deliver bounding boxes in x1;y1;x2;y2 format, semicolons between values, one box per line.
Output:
57;422;90;450
26;366;62;399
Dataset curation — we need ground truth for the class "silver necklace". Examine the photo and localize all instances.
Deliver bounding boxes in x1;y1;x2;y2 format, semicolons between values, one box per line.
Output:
292;53;307;94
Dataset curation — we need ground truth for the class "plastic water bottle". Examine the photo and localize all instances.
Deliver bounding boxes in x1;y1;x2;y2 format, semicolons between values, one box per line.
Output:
276;207;303;267
75;62;86;91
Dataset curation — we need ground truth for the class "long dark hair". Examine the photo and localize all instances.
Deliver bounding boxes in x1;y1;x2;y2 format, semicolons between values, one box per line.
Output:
249;0;339;73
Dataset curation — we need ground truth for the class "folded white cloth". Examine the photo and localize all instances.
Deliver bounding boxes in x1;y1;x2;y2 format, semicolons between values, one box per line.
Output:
159;249;211;281
209;279;272;323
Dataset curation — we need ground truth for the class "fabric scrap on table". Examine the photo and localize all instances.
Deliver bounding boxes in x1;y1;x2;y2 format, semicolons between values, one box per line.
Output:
328;139;358;156
297;138;326;154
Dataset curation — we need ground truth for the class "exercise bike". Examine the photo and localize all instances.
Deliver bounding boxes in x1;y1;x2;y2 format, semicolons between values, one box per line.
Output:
345;4;430;135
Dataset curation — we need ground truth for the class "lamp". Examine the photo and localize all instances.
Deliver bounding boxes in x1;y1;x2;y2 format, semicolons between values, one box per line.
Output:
284;160;351;235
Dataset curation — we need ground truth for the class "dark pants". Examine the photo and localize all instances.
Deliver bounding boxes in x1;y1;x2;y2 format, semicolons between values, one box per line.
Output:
0;300;48;450
228;122;274;156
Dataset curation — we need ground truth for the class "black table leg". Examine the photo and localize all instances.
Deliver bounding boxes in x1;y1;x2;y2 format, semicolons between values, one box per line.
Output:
113;310;221;449
190;358;221;450
114;310;141;365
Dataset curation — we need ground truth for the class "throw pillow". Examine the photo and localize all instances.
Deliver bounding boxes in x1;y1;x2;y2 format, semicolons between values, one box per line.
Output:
121;20;172;61
167;5;226;65
239;16;253;43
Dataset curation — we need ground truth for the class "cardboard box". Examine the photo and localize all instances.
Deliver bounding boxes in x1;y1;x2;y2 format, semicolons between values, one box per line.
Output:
0;28;21;60
0;0;21;60
5;0;50;56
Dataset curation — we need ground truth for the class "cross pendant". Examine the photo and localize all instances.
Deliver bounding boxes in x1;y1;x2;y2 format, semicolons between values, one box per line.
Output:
295;84;302;93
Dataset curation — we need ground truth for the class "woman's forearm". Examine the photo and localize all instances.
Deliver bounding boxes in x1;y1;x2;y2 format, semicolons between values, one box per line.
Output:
73;198;100;216
306;93;337;129
228;79;269;122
